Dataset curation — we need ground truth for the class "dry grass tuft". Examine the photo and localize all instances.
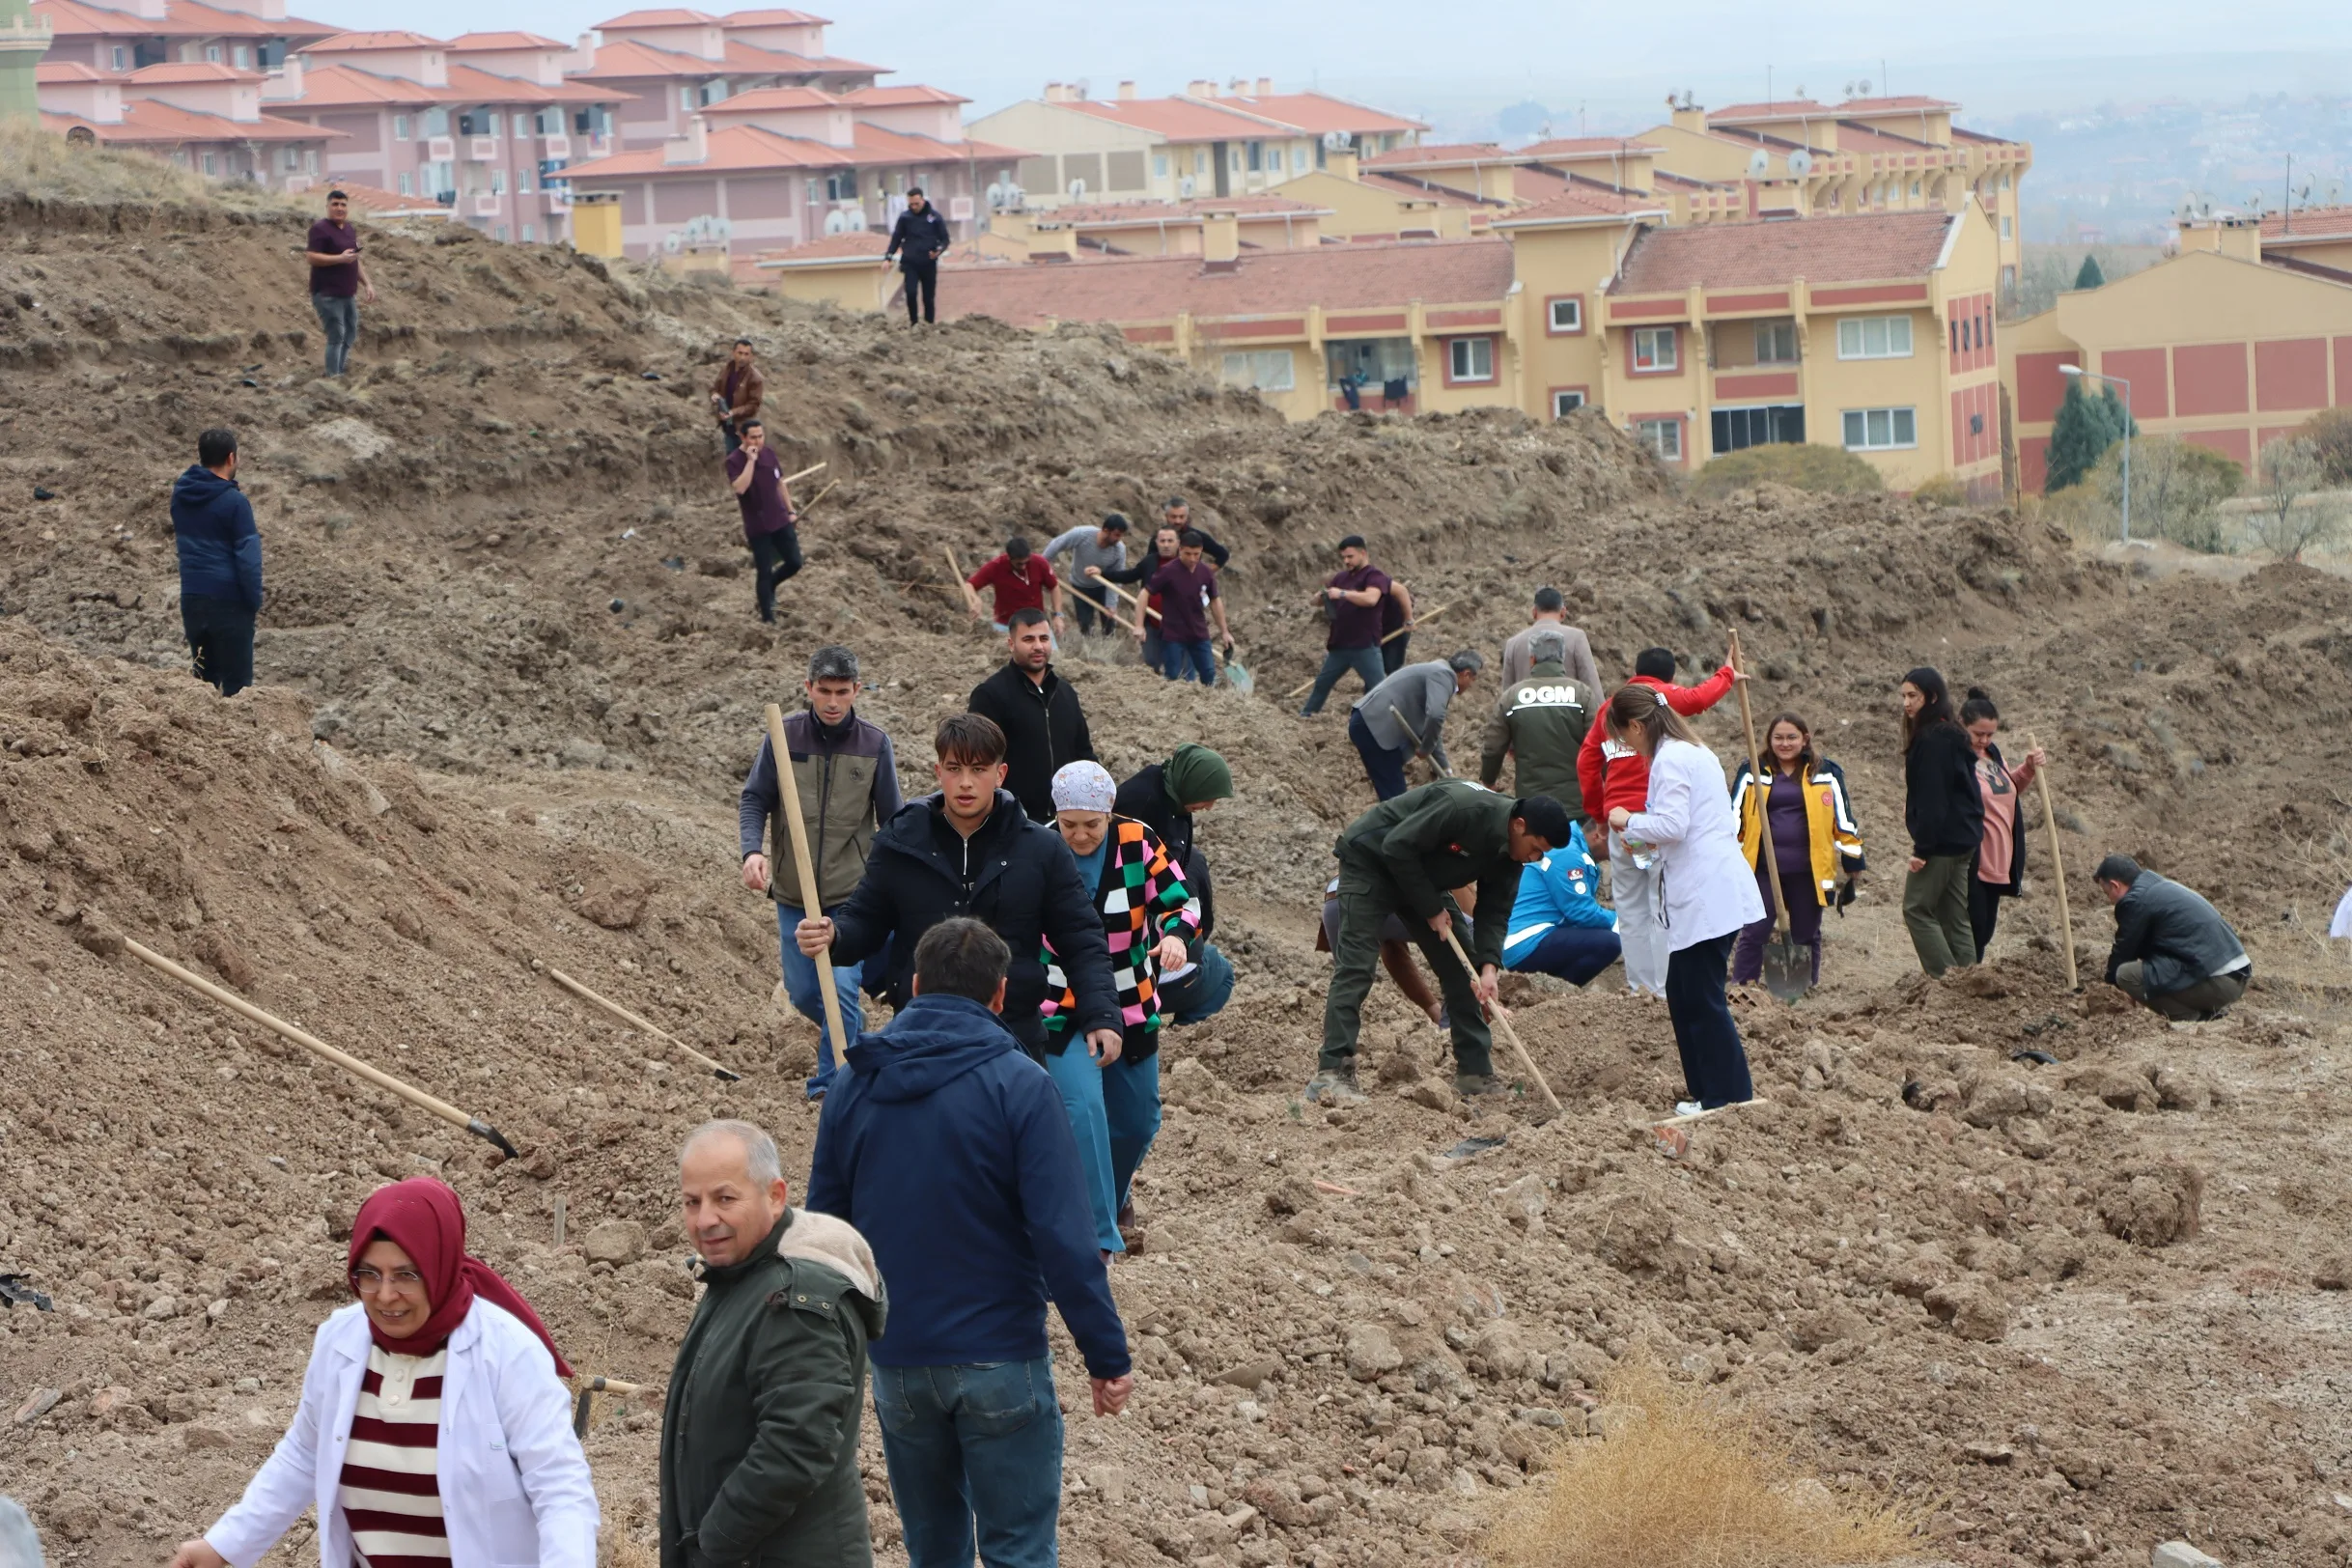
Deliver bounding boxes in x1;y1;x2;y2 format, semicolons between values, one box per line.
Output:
1486;1357;1922;1568
0;121;310;212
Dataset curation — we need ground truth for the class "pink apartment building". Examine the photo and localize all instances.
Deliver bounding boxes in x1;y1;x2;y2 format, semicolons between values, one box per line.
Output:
565;7;884;153
37;56;336;184
32;0;333;76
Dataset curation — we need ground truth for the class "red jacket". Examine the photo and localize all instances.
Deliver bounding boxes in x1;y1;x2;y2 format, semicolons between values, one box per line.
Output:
1575;666;1736;822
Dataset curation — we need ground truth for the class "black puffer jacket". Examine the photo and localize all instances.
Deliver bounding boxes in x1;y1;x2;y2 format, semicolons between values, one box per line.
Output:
829;791;1119;1050
968;662;1094;824
1904;721;1983;860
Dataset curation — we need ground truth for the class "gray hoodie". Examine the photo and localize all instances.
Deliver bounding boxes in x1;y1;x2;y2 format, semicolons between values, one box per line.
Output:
1354;660;1462;771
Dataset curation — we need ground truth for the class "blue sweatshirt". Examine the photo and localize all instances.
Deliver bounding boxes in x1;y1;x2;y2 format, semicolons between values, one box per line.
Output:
170;464;264;611
1501;822;1616;967
805;993;1131;1378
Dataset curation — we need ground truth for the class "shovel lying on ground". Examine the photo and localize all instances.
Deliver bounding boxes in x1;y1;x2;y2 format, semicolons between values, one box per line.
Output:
1728;629;1812;1002
571;1375;649;1438
125;937;522;1158
546;967;741;1079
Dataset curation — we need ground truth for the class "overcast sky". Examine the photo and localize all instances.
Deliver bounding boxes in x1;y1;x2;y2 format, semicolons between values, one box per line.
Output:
309;0;2352;132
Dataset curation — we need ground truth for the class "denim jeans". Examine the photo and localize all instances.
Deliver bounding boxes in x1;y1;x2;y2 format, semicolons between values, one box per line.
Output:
1301;646;1385;715
311;293;357;377
873;1358;1063;1568
774;904;865;1098
1162;637;1217;684
749;527;802;621
181;593;255;697
1044;1040;1121;1252
1156;942;1231;1024
1508;923;1623;988
1349;710;1410;800
1101;1050;1162;1212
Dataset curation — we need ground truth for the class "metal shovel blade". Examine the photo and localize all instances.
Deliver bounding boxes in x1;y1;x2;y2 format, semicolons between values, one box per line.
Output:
1222;652;1255;697
1761;934;1813;1001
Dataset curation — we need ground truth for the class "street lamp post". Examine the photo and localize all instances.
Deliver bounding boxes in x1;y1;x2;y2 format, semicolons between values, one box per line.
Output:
2058;363;2133;546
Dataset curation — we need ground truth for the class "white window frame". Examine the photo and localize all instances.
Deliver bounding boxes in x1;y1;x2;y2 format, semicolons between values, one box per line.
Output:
1153;153;1169;179
1631;324;1677;372
1635;418;1682;462
232;44;251;68
1447;336;1495;383
1220;349;1296;393
680;85;695;111
1547;296;1582;333
393;114;409;140
1754;320;1798;364
521;223;534;241
1836;315;1914;360
2000;214;2013;240
1841;406;1918;451
204;43;221;62
1551;389;1585;417
110;44;126;70
397;170;412;193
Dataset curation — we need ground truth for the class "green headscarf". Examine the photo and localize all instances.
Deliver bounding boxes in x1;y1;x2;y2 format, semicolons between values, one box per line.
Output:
1162;742;1234;811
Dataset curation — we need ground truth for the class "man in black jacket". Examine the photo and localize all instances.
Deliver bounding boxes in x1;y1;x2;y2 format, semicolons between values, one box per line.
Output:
2095;855;2251;1020
967;608;1094;823
882;187;952;324
796;713;1121;1060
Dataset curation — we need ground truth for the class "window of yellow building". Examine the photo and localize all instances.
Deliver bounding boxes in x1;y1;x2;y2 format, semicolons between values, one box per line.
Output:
1632;325;1678;373
1446;338;1496;383
1546;296;1583;334
1842;407;1917;451
1635;418;1682;462
1221;350;1295;393
1552;389;1586;417
1755;321;1798;364
1836;317;1913;359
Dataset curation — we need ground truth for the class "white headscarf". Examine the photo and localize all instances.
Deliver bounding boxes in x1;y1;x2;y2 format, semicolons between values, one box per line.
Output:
1050;760;1117;814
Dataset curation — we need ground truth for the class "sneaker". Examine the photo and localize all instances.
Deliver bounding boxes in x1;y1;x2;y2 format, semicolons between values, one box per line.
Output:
1455;1072;1508;1098
1304;1069;1366;1106
1672;1100;1704;1118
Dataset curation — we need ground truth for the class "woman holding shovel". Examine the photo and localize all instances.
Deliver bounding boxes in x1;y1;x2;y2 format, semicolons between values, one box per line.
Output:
1729;714;1865;989
172;1178;596;1568
1959;688;2043;961
1604;686;1764;1115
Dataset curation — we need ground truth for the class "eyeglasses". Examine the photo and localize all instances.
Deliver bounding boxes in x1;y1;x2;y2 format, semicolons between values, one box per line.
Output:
350;1267;425;1293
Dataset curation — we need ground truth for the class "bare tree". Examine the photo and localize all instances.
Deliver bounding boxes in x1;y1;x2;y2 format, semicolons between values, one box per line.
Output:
2254;436;2346;563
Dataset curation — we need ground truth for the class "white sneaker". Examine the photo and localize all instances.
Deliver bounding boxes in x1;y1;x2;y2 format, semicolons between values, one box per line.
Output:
1672;1100;1704;1118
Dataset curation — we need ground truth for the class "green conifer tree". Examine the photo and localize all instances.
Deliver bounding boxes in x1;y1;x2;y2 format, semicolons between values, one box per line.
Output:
2073;254;2106;290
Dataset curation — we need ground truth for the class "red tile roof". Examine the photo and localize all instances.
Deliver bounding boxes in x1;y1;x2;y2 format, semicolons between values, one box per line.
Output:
721;7;830;22
2260;205;2352;242
711;83;839;110
596;8;720;26
35;60;103;81
936;237;1512;329
566;33;878;80
564;121;852;176
1519;136;1662;157
1706;99;1831;123
1832;120;1943;154
1357;169;1493;210
126;59;263;82
1059;95;1291;143
1360;142;1506;168
1946;126;2027;149
445;30;568;49
1609;210;1956;294
447;62;619;104
1047;194;1328;225
754;230;888;263
849;123;1024;162
287;59;625;108
41;98;336;143
1212;90;1425;135
1834;96;1957;113
842;83;966;106
307;29;445;50
34;0;340;41
1492;181;1663;228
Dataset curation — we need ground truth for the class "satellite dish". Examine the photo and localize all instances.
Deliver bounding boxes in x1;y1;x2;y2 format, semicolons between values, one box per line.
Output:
1787;149;1813;177
1746;149;1770;180
823;208;847;235
1322;129;1352;150
1857;78;1870;95
1178;175;1195;197
2328;180;2345;204
1067;178;1086;199
985;180;1006;210
847;207;868;231
662;232;681;253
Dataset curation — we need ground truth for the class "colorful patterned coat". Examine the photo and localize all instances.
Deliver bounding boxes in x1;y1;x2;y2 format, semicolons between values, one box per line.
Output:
1041;816;1199;1053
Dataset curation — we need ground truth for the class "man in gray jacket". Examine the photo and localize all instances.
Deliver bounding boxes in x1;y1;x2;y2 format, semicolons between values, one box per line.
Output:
1351;651;1482;800
2096;855;2250;1019
1498;586;1603;691
1042;515;1130;635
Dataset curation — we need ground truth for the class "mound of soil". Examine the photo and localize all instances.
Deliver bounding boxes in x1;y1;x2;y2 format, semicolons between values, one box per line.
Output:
5;189;2352;1568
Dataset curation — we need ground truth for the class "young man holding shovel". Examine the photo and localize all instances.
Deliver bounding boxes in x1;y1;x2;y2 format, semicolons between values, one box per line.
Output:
742;645;901;1099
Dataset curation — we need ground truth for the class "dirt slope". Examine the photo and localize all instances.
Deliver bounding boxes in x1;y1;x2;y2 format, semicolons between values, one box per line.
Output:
4;186;2352;1568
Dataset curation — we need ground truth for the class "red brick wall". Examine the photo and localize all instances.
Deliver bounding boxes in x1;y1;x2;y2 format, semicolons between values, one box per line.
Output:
2171;342;2249;417
2014;350;2080;424
1948;380;1997;468
2098;348;2169;419
2254;337;2329;412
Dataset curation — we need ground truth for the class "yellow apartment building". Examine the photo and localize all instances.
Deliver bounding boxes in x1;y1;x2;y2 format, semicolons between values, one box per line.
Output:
2260;205;2352;274
1635;95;2030;291
968;194;1330;260
967;77;1421;209
1999;218;2352;491
1270;149;1494;239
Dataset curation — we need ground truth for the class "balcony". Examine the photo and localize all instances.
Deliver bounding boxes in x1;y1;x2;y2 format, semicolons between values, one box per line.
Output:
427;136;455;162
541;133;570;159
472;192;500;217
466;136;497;162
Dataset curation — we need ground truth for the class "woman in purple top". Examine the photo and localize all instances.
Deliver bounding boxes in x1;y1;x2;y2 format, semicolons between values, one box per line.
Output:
1727;714;1865;986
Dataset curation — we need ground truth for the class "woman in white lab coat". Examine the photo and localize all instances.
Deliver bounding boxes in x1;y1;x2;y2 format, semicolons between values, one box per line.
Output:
1604;685;1765;1114
168;1177;597;1568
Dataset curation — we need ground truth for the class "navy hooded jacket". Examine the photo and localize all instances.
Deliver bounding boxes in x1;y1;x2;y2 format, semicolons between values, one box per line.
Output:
805;992;1130;1377
170;464;264;611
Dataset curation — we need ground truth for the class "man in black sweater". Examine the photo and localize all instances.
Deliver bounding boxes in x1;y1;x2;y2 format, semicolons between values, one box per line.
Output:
796;714;1120;1061
967;608;1094;823
882;187;952;325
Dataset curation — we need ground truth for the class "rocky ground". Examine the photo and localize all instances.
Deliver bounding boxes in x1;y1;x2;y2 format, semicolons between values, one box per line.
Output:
4;184;2352;1568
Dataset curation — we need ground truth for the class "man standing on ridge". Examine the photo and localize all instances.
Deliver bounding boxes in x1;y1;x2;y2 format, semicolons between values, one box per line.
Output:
1308;780;1572;1105
302;188;375;378
727;418;800;623
1500;585;1602;691
1300;534;1391;716
1577;645;1740;997
968;609;1095;823
1042;514;1130;635
742;645;902;1099
172;427;263;697
709;338;765;455
882;187;952;325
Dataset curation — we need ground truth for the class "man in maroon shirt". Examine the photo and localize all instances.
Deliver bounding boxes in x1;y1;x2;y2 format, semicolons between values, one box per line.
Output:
1144;531;1231;684
1300;534;1391;716
964;537;1066;634
726;419;800;622
302;189;376;378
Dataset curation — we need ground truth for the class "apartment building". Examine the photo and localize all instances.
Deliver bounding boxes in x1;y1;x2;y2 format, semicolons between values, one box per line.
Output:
2259;205;2352;275
971;194;1330;259
37;56;334;182
31;0;333;76
1636;95;2030;291
967;77;1423;210
2001;218;2352;491
563;8;883;155
265;31;626;244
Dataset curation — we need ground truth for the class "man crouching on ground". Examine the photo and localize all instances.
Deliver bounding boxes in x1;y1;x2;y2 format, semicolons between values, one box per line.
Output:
661;1119;885;1568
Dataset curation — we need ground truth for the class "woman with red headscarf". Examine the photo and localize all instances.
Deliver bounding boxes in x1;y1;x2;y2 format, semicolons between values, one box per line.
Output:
168;1178;597;1568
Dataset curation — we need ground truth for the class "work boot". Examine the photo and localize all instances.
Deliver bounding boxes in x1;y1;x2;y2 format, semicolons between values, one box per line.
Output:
1454;1072;1509;1099
1304;1068;1366;1106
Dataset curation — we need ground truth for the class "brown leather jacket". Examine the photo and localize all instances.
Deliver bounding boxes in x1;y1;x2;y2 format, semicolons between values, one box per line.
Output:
711;358;765;423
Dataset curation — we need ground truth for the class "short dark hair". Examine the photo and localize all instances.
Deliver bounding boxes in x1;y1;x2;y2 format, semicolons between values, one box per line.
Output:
326;188;349;201
2093;854;2142;887
198;428;238;469
1179;529;1206;549
1446;649;1484;675
913;917;1007;1003
734;337;753;349
1514;796;1574;847
1633;647;1677;682
1532;586;1565;613
1958;686;2000;726
1101;513;1131;533
807;644;858;683
1337;534;1367;551
1005;535;1031;559
906;186;925;198
742;417;764;433
935;712;1006;766
1006;606;1050;632
1163;495;1188;511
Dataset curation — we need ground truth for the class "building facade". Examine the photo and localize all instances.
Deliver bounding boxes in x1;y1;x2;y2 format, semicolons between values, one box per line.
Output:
31;0;333;76
38;56;335;183
561;7;883;156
